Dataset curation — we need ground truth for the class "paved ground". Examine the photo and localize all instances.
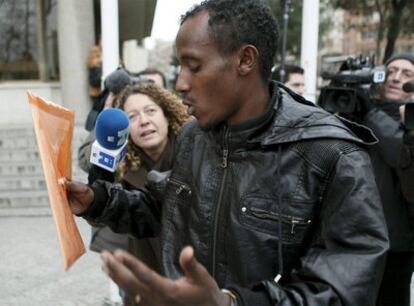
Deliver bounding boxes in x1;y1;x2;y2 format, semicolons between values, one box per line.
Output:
0;208;110;306
1;208;414;306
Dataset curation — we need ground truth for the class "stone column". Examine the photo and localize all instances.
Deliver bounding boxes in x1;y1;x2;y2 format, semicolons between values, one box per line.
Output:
36;0;49;81
57;0;95;124
101;0;120;80
300;0;320;103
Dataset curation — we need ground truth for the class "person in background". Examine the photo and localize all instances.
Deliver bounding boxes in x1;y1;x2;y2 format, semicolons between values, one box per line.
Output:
79;70;128;306
79;68;144;171
78;69;154;306
113;82;189;305
272;64;305;95
67;1;388;305
87;39;102;105
135;68;167;88
352;53;414;306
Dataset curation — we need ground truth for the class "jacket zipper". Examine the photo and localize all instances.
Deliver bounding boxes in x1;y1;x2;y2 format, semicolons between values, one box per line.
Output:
210;127;230;278
249;210;311;234
168;177;192;195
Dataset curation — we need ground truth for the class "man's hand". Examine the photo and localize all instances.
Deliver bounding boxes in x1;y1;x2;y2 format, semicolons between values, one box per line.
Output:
101;246;231;306
65;180;94;215
400;105;406;124
356;89;374;117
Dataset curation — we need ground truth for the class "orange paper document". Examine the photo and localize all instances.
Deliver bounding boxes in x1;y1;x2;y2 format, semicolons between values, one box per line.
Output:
27;91;85;270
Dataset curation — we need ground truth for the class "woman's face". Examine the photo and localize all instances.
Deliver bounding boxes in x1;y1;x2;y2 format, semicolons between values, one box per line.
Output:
123;93;169;160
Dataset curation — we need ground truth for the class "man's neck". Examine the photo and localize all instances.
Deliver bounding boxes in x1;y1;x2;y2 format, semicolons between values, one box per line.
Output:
227;80;270;126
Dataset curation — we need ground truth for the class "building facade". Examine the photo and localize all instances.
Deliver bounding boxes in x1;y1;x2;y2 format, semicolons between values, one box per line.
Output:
0;0;157;125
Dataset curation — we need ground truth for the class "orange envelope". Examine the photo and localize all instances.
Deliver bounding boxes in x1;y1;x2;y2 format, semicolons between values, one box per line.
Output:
27;91;85;270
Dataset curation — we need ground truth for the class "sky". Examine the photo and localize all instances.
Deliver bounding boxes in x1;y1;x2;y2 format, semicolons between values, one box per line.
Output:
151;0;202;41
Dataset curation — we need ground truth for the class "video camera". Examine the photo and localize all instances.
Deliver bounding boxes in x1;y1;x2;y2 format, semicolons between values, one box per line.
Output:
319;56;386;113
104;67;153;96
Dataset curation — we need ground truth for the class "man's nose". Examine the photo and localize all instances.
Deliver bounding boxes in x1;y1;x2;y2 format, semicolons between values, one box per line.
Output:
175;71;190;93
392;70;403;82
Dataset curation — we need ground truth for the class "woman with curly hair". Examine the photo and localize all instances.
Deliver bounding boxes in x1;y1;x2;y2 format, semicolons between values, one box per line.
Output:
115;82;190;183
114;82;190;306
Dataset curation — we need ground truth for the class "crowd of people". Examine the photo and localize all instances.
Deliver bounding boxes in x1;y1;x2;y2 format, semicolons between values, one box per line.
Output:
70;0;414;305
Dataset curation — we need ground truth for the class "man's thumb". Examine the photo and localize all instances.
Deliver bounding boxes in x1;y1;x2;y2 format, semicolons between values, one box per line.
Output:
179;246;208;283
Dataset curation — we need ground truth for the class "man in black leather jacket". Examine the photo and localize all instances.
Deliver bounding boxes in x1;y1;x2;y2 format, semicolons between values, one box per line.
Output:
351;53;414;306
67;1;388;305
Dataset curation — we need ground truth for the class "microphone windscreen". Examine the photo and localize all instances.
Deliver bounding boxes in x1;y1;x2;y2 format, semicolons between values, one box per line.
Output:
402;80;414;93
95;108;129;150
104;68;131;95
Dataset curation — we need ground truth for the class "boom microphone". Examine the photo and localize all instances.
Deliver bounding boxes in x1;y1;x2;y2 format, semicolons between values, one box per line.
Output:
90;108;130;172
402;80;414;93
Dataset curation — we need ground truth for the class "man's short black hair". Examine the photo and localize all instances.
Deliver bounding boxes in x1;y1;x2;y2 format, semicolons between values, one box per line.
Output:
181;0;279;81
272;64;304;83
135;68;167;88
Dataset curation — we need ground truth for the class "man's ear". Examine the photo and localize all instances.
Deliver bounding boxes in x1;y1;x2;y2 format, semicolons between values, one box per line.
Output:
237;44;259;76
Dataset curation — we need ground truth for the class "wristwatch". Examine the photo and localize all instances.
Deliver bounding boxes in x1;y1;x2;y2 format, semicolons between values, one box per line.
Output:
221;288;238;306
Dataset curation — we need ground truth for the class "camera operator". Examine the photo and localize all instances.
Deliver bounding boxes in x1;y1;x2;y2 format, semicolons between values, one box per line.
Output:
354;53;414;306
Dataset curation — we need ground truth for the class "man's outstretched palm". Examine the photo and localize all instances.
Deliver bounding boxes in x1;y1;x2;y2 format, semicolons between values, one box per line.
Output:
101;246;230;306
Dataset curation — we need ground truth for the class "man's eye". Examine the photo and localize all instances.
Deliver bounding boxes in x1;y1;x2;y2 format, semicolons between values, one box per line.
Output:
387;68;397;74
404;72;414;78
190;65;201;73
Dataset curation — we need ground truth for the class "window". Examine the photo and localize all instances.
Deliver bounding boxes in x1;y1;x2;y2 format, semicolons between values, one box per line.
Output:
0;0;59;81
361;31;377;40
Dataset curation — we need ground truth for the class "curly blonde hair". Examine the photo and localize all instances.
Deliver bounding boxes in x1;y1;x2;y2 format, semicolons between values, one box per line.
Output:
114;82;190;180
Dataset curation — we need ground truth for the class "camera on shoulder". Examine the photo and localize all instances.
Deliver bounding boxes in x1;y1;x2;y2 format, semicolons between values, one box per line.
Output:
319;55;386;114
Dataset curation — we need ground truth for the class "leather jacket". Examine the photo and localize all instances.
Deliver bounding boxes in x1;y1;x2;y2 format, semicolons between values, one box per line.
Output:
362;102;414;252
85;83;389;306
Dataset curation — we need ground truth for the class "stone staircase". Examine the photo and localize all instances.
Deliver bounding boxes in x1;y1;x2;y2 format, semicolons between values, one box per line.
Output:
0;124;89;216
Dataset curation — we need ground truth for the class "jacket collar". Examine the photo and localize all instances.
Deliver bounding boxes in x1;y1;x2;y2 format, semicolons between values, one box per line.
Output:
206;81;378;150
259;82;378;147
207;85;277;151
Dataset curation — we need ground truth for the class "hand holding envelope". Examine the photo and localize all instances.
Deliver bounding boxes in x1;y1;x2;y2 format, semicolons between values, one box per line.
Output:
28;91;85;270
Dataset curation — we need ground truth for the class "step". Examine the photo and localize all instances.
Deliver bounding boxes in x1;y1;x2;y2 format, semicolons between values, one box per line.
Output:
0;190;50;208
0;137;38;150
0;160;87;175
0;206;52;218
0;125;35;137
0;149;40;163
0;172;87;190
0;161;44;176
0;175;45;192
0;206;52;217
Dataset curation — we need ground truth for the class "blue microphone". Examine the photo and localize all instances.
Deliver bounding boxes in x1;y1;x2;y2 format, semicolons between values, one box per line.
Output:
90;108;130;172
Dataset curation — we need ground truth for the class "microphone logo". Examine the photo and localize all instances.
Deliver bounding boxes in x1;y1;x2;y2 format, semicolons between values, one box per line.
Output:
117;128;129;147
97;151;115;169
